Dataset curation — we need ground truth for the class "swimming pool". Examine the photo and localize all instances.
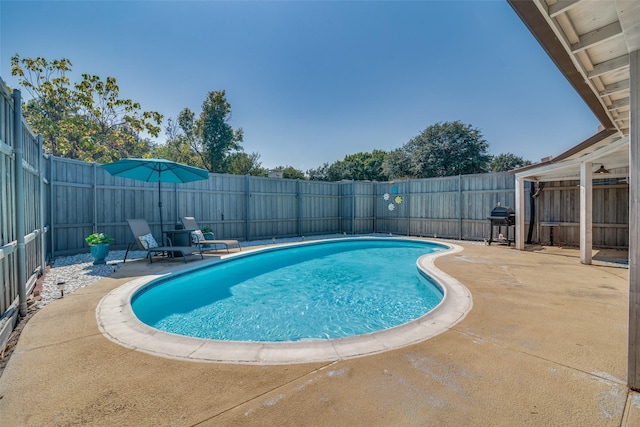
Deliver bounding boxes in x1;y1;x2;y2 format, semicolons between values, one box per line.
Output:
131;239;445;342
97;237;472;364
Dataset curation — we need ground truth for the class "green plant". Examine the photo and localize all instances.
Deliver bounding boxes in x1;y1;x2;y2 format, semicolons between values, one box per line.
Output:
201;227;213;233
85;232;114;245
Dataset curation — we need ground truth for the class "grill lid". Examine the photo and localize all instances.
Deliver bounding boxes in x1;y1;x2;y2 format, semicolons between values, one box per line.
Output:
489;206;515;218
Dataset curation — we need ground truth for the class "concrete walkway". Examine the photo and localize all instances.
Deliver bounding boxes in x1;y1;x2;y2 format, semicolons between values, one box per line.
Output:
0;241;638;426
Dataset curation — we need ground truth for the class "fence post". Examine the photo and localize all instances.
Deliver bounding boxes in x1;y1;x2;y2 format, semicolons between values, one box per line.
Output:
373;182;377;233
38;134;46;273
458;175;463;240
406;180;411;236
174;183;179;225
297;179;302;237
12;89;27;317
245;175;251;241
93;162;98;233
50;156;55;259
351;181;356;234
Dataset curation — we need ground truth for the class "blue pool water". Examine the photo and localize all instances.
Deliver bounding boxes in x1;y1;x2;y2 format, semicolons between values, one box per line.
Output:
131;238;446;342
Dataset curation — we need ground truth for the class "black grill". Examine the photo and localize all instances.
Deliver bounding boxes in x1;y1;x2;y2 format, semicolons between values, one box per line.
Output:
487;205;515;245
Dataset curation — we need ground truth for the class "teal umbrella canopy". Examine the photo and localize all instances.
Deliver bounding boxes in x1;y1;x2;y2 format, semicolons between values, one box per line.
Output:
101;158;209;183
101;158;209;237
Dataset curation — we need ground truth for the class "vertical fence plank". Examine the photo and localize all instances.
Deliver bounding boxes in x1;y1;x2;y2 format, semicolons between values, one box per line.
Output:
12;89;27;316
1;81;48;351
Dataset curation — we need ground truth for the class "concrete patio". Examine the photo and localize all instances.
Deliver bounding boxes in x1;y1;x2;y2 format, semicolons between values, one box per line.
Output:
0;240;638;426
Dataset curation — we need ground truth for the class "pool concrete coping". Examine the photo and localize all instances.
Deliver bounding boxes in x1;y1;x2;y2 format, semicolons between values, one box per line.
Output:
96;238;472;365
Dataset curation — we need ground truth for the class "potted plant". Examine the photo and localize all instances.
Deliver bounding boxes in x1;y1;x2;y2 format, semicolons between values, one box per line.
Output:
199;227;215;249
85;232;114;265
201;227;215;240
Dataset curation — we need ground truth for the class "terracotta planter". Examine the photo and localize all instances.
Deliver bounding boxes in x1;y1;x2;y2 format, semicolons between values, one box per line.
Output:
89;243;110;265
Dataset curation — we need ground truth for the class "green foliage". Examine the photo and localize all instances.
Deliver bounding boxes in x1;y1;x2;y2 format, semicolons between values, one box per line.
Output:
273;165;306;180
489;153;532;172
385;121;490;179
151;118;206;168
176;90;243;173
226;152;267;176
381;148;413;180
306;163;330;181
11;55;162;163
85;232;114;245
326;150;388;181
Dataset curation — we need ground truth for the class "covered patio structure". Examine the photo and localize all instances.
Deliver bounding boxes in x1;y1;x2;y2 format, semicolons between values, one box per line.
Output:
508;0;639;389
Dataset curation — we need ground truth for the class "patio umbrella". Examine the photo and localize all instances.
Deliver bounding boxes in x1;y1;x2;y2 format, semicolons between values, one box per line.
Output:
101;158;209;237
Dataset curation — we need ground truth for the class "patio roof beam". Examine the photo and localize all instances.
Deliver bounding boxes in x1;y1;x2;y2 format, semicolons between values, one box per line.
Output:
548;0;581;18
587;55;630;79
571;21;624;54
601;80;630;97
616;110;630;120
609;97;630;110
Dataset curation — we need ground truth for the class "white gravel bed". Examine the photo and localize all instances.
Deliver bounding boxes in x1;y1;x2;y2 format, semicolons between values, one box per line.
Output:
38;234;482;307
38;250;148;307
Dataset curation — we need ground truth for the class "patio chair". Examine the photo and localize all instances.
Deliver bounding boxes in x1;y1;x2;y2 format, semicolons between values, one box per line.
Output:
124;218;203;263
180;216;241;253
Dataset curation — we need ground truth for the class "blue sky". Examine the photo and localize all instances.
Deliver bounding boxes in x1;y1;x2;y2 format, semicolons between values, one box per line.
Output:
1;0;600;171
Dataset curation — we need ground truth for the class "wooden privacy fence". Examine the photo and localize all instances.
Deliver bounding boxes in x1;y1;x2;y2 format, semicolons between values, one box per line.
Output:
372;173;519;240
48;157;630;256
0;82;48;350
48;158;523;256
534;179;629;248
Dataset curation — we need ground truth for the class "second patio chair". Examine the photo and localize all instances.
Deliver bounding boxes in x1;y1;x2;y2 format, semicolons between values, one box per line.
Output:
180;216;241;253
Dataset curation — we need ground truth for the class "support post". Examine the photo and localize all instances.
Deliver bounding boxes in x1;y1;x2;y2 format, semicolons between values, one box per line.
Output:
352;180;356;235
297;179;303;237
174;183;179;227
38;134;46;273
458;175;463;240
373;182;377;233
12;89;27;317
93;163;98;233
50;156;55;259
514;176;526;250
245;175;251;242
579;161;593;264
406;180;411;236
628;49;640;391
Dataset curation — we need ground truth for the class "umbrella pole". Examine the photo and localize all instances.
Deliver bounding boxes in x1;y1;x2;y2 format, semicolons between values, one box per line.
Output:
158;178;164;244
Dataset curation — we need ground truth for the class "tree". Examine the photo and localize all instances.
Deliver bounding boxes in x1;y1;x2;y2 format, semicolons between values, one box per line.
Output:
10;56;73;157
388;121;490;178
177;90;244;173
226;152;267;176
489;153;532;172
326;150;388;181
74;73;162;161
10;55;162;162
273;165;305;179
306;163;330;181
382;148;413;180
152;118;205;168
